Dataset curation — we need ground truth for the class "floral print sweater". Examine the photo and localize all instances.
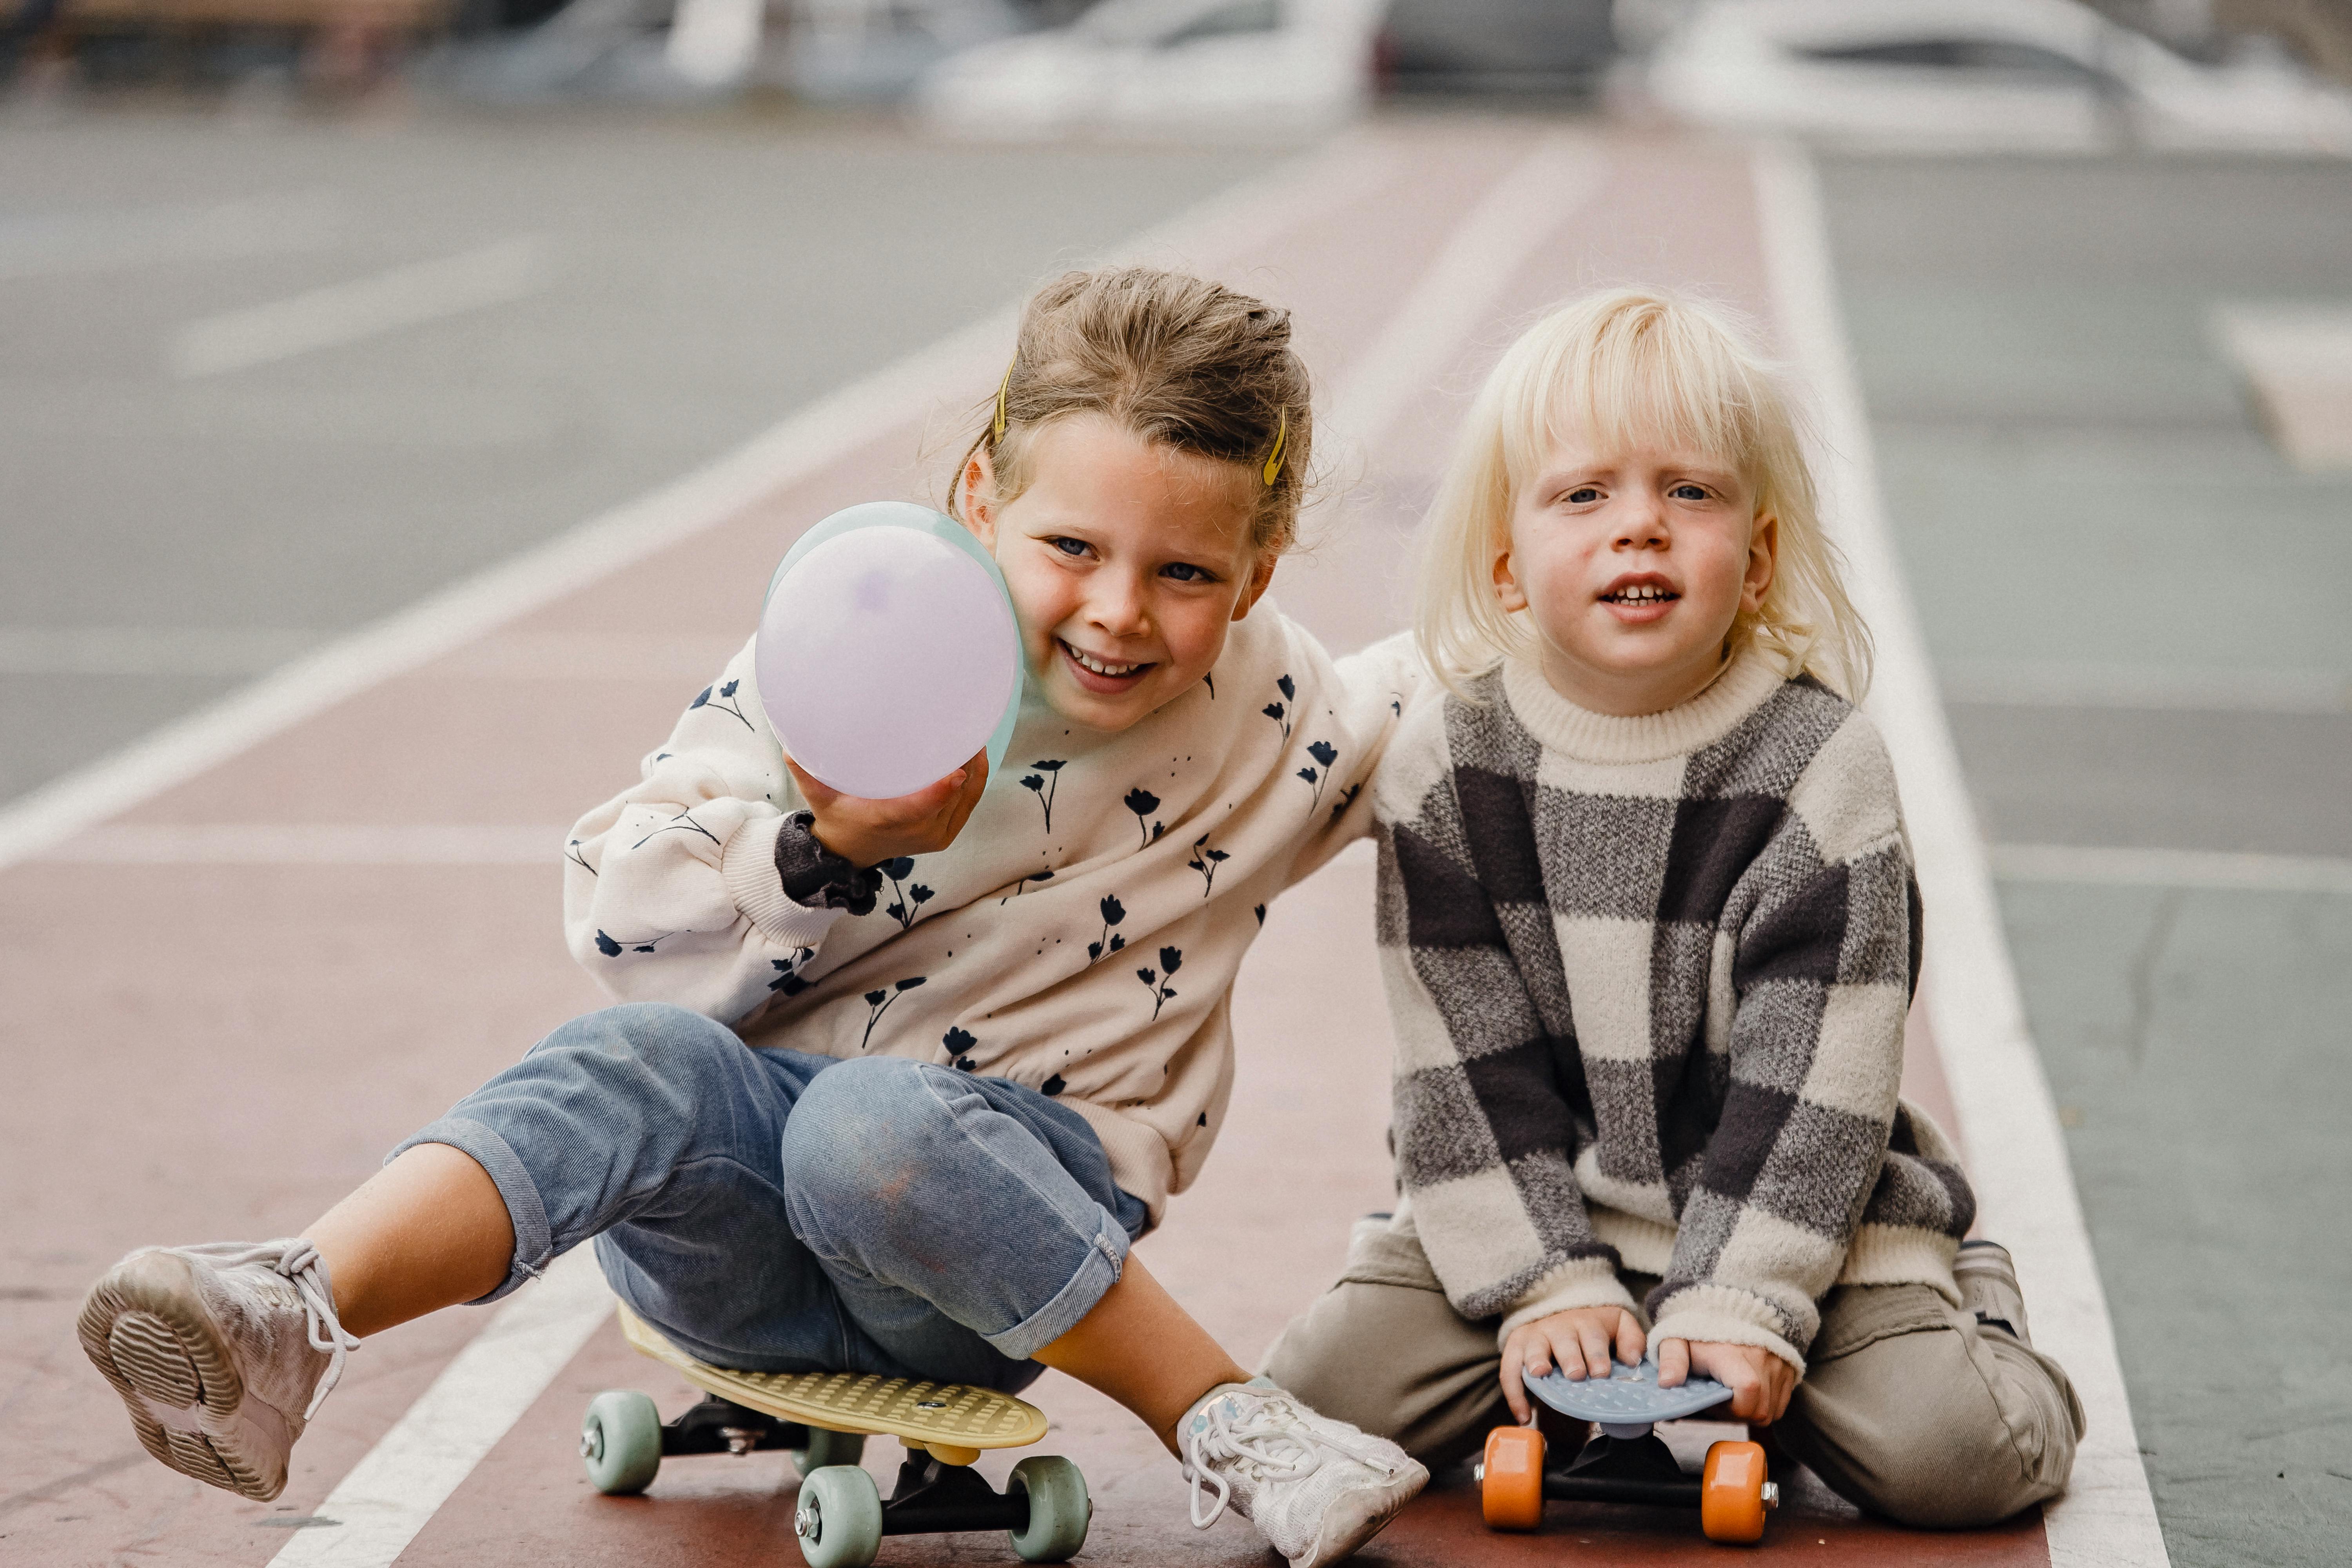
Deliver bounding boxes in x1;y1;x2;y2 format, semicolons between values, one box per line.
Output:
564;604;1422;1222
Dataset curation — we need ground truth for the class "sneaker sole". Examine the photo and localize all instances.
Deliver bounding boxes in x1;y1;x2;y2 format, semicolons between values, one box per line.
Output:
78;1252;282;1501
1295;1464;1428;1568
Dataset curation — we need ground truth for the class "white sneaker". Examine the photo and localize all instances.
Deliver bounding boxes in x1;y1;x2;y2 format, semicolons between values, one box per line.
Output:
1180;1378;1428;1568
78;1240;358;1502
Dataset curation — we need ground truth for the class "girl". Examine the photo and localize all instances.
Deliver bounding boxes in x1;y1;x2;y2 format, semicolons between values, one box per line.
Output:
1264;289;2085;1527
79;268;1429;1567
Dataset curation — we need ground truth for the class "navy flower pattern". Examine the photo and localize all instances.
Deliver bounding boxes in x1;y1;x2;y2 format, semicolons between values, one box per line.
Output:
860;975;927;1049
630;808;722;851
1296;739;1338;810
1137;945;1182;1020
878;857;934;931
1262;673;1296;741
689;679;755;731
1019;760;1067;831
1088;894;1127;963
944;1025;979;1071
1186;832;1229;898
595;927;681;956
768;946;818;995
1123;788;1162;848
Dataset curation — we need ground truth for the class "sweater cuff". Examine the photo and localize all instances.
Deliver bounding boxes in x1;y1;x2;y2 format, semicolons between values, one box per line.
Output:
1495;1256;1642;1347
720;813;847;949
1838;1223;1963;1307
1646;1282;1807;1377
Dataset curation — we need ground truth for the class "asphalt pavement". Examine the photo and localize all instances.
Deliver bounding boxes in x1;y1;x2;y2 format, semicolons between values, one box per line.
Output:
1819;151;2352;1568
2;96;2343;1568
0;105;1263;807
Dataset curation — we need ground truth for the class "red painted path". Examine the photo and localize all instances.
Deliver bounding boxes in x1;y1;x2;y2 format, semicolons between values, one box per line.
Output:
0;122;2034;1567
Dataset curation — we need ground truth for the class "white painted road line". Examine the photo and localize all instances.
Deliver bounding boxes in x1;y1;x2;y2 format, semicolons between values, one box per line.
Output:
172;238;548;378
1989;842;2352;896
35;824;570;865
1320;132;1606;458
264;1249;612;1568
1755;142;2172;1568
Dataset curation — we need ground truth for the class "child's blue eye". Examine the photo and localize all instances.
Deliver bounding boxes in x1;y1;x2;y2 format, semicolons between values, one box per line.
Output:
1161;562;1216;583
1049;537;1089;557
1671;484;1709;500
1566;487;1601;504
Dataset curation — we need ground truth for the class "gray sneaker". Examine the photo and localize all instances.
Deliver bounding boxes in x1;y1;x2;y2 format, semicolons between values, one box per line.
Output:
1955;1238;2032;1345
78;1240;358;1502
1180;1378;1428;1568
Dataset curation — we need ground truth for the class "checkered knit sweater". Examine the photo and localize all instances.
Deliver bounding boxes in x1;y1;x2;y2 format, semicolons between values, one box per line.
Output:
1375;648;1973;1371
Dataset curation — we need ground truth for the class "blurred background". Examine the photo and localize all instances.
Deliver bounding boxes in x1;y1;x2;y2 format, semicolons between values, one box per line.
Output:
1;3;2346;1566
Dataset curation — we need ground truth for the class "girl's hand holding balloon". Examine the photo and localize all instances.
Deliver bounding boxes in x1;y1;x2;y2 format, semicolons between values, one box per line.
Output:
785;749;990;869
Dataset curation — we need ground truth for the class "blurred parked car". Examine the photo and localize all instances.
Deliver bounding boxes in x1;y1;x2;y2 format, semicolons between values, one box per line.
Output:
435;0;752;99
918;0;1384;137
1377;0;1615;98
1648;0;2352;153
785;0;1025;102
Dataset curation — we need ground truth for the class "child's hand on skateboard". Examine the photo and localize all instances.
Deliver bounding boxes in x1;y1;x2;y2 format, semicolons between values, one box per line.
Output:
787;748;989;868
1657;1339;1798;1424
1499;1306;1648;1422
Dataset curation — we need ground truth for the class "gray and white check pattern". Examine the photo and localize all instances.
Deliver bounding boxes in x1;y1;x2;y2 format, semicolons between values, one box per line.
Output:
1374;651;1973;1368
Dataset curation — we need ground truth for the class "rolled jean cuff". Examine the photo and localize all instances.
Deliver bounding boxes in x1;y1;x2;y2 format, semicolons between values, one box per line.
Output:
386;1115;555;1305
982;1207;1130;1361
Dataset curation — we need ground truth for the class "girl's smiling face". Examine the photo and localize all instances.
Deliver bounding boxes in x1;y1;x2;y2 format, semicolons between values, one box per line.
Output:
960;414;1273;734
1495;436;1777;717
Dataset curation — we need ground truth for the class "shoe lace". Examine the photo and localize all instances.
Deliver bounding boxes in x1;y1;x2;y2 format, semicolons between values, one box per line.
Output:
1181;1392;1399;1531
194;1240;361;1420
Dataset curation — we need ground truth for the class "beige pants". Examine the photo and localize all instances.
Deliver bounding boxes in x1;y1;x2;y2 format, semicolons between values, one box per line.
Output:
1263;1220;2085;1529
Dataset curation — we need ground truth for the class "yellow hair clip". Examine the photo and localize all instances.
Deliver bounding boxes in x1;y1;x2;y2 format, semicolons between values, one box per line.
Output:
993;356;1015;441
1261;408;1287;487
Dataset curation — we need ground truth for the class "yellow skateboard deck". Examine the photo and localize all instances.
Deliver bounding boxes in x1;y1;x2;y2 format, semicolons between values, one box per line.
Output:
616;1303;1049;1463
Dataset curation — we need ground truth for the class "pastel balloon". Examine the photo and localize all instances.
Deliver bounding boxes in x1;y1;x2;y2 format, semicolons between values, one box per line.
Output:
755;503;1023;801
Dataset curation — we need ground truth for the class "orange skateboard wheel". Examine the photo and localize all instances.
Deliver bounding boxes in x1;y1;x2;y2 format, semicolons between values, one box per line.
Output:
1479;1425;1546;1532
1699;1439;1769;1543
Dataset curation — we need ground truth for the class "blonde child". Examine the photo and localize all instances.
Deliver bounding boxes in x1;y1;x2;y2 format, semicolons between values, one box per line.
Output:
79;268;1429;1567
1265;289;2084;1526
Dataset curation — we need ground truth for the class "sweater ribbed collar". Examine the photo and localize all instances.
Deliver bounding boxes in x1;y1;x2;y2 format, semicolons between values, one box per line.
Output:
1499;645;1789;765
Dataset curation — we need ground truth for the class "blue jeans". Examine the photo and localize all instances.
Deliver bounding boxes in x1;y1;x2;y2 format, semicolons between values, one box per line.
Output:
391;1002;1148;1394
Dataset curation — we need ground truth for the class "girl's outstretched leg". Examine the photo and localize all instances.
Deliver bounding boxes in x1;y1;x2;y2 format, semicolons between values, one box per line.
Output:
309;1141;513;1337
1032;1252;1244;1452
78;1001;830;1503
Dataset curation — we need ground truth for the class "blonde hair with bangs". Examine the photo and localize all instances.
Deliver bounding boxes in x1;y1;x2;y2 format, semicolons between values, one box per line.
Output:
1414;287;1872;702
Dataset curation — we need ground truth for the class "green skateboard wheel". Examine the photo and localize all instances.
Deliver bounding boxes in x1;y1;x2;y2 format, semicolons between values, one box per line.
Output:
796;1464;884;1568
580;1390;662;1495
1007;1454;1091;1563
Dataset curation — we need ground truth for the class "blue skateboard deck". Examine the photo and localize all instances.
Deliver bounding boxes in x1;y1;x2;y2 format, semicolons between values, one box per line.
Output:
1525;1357;1732;1426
